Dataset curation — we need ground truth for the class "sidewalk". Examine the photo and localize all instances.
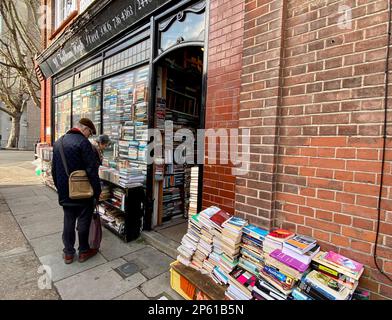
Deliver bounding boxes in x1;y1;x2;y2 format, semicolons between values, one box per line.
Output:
0;151;183;300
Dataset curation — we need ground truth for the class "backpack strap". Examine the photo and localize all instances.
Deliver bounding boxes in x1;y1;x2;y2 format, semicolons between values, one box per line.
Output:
59;136;70;177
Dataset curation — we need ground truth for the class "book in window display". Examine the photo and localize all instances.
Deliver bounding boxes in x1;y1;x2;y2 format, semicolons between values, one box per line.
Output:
100;65;149;200
72;84;101;128
55;93;71;140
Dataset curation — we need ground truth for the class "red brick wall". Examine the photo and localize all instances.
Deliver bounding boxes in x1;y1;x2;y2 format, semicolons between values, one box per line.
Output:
202;0;245;214
235;0;286;229
238;0;392;299
39;0;80;143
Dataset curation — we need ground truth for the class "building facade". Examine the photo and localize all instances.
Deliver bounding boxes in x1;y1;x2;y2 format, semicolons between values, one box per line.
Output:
37;0;392;299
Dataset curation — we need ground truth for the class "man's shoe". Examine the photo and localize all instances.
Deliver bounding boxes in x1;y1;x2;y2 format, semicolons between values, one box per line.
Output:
78;248;98;263
63;254;74;264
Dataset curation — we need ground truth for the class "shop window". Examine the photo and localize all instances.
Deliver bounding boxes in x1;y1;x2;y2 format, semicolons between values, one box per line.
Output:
54;0;76;29
102;65;149;177
74;62;102;87
54;93;71;140
104;39;150;75
55;76;73;96
158;1;205;54
72;83;101;131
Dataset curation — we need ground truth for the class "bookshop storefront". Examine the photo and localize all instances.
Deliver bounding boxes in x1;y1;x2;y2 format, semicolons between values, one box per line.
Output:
37;0;207;238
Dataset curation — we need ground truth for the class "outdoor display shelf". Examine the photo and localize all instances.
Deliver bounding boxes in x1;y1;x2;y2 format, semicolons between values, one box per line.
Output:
170;260;226;300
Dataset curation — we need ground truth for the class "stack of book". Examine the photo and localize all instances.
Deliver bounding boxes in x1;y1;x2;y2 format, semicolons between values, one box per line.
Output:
212;266;229;285
198;206;221;231
188;166;199;217
122;121;135;140
134;122;148;141
177;214;202;267
261;248;310;299
99;183;111;201
263;229;295;254
219;217;247;278
239;224;269;277
155;98;166;129
294;251;364;300
282;234;321;265
134;102;148;122
226;267;256;300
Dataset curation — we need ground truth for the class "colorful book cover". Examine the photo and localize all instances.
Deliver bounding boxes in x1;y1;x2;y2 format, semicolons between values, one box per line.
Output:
267;229;295;240
210;210;231;227
284;234;317;251
324;251;363;274
243;224;269;239
304;270;351;300
270;249;309;273
223;216;248;228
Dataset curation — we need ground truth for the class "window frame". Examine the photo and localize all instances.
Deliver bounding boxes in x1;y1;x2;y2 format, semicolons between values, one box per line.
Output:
53;0;76;30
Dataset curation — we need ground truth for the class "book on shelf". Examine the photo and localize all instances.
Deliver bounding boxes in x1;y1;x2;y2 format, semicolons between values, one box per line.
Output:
283;234;317;254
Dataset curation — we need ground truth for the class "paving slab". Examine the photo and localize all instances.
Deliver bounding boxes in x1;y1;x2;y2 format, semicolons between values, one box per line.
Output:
140;271;183;300
14;210;62;227
55;258;147;300
114;288;149;300
21;218;63;240
7;201;56;216
99;229;146;261
29;232;66;258
38;250;107;282
6;195;53;207
123;245;174;280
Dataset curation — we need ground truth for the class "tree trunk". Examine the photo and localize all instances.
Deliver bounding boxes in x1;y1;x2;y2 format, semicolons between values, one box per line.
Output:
7;113;21;148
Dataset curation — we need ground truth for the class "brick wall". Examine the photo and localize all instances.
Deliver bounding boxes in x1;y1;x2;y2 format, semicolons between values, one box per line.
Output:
202;0;245;214
237;0;392;299
39;0;80;143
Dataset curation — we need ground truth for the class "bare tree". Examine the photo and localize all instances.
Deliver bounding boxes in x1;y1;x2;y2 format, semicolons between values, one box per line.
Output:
0;0;41;148
0;72;30;148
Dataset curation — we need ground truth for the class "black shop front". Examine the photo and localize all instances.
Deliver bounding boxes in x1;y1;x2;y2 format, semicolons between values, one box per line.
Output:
37;0;208;241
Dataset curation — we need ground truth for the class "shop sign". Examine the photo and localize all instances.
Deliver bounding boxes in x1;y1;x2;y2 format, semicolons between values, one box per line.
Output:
39;0;169;78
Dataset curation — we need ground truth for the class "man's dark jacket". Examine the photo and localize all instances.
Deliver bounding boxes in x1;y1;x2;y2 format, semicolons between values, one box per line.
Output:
52;128;102;206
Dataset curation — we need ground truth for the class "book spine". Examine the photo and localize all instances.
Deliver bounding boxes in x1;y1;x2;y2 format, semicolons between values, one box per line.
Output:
264;265;293;284
310;260;355;283
265;257;300;280
291;288;314;301
303;278;337;300
298;281;329;300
